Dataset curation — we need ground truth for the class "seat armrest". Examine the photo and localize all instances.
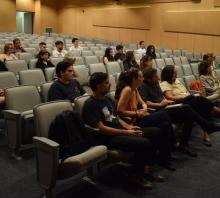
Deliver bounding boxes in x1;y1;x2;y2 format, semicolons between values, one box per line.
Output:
206;93;220;101
33;136;59;189
3;110;21;119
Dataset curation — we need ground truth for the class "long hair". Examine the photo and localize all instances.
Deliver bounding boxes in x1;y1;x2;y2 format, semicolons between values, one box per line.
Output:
198;61;210;76
4;43;13;54
103;47;114;62
140;55;152;71
115;68;140;100
146;45;155;54
125;51;138;66
161;65;175;84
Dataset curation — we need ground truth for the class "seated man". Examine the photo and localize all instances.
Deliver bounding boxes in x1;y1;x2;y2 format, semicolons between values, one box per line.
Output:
52;40;68;57
69;38;83;54
36;42;50;58
114;44;126;63
137;41;146;54
48;61;86;102
12;38;26;54
138;68;220;149
82;72;166;188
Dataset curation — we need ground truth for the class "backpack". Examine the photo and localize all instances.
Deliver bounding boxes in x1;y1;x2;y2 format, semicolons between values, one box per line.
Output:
49;110;95;160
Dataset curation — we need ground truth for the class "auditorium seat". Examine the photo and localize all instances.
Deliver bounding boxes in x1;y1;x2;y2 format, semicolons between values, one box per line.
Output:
164;49;173;57
155;58;166;69
23;48;37;58
88;63;107;75
33;100;107;197
155;47;163;53
190;63;199;77
19;69;46;87
106;62;122;76
135;53;142;61
94;50;105;57
164;57;175;66
50;57;63;66
180;56;189;65
90;46;99;51
45;67;55;82
193;52;202;61
160;52;168;59
173;49;181;57
175;65;184;78
183;75;196;90
84;56;99;65
0;72;18;89
156;52;160;58
68;50;81;57
74;57;85;66
82;50;94;57
182;64;193;76
82;47;89;51
18;52;32;64
109;75;116;91
5;60;28;78
4;85;42;159
173;57;182;66
40;82;53;102
29;59;37;69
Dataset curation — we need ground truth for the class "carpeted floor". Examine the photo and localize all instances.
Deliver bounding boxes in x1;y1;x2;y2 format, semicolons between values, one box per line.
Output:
1;126;220;198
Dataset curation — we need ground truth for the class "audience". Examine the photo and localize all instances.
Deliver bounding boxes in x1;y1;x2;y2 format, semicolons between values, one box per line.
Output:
114;44;126;62
138;68;220;151
36;42;50;58
137;41;146;54
83;72;164;188
36;51;54;74
123;51;139;71
103;47;114;65
115;68;175;170
199;61;220;97
69;38;83;53
12;38;26;54
203;53;218;80
160;65;220;146
52;41;68;57
0;43;18;61
48;61;85;102
140;55;154;71
146;45;156;59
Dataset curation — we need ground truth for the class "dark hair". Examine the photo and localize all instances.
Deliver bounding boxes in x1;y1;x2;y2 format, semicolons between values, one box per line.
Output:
13;38;20;45
125;51;138;66
139;41;144;45
146;45;155;54
143;68;157;83
89;72;109;91
115;68;140;100
161;65;175;84
39;42;46;46
198;61;210;76
116;44;123;50
56;61;72;78
103;47;114;62
203;54;209;61
55;40;63;46
38;51;50;62
72;38;79;43
140;55;152;71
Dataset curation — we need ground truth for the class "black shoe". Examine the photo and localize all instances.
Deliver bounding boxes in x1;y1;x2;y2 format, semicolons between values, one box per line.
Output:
177;146;198;158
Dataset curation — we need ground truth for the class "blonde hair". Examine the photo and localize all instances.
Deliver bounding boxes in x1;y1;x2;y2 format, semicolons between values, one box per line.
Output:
4;43;13;54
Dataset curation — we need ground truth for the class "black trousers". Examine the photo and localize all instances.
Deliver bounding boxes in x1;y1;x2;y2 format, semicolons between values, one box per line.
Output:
135;111;173;164
93;127;159;173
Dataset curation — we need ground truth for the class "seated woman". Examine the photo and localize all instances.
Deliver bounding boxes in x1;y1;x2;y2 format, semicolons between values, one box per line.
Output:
123;51;139;71
115;68;175;170
0;43;18;62
199;61;220;97
146;45;156;59
103;47;114;65
140;55;154;71
138;67;220;148
36;51;54;75
160;65;220;146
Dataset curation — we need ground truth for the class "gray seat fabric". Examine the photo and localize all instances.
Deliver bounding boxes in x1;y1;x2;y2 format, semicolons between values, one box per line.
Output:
19;69;46;86
84;56;99;65
185;52;194;60
109;75;116;91
155;58;166;69
73;65;89;86
19;52;32;64
75;57;85;66
135;54;142;61
50;57;63;66
182;64;193;76
193;52;202;60
173;57;182;66
82;51;94;57
175;66;184;78
89;63;106;75
180;56;189;65
45;67;55;82
29;59;38;69
155;53;160;58
160;52;168;59
90;47;99;51
164;58;174;66
106;62;122;76
4;85;41;155
190;63;199;76
40;82;53;102
173;49;181;57
164;49;173;57
5;60;28;76
94;50;104;57
33;100;107;195
183;75;196;90
23;48;37;57
0;72;18;89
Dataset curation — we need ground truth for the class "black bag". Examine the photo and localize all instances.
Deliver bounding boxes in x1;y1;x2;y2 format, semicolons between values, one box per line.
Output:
0;60;7;71
49;110;95;160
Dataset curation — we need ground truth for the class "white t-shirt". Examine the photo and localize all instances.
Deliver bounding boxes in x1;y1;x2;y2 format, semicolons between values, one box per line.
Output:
137;48;146;54
69;46;83;52
52;49;68;57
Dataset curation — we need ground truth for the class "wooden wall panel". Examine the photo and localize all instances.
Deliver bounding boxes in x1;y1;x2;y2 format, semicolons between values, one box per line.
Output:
93;7;151;30
164;10;220;36
16;0;35;12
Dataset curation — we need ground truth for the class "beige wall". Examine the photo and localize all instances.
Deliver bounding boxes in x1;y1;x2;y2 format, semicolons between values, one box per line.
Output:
16;0;35;12
0;0;16;32
58;0;220;54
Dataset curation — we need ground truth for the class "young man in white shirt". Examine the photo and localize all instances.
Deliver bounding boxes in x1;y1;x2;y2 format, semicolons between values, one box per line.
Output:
69;38;83;53
137;41;146;54
52;41;67;57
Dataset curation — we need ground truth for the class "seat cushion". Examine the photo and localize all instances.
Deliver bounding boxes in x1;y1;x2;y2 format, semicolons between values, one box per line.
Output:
59;145;107;179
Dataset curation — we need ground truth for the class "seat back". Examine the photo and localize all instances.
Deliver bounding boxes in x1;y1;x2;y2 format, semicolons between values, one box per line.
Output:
24;48;36;57
190;63;199;76
173;57;182;66
94;50;104;57
160;52;168;59
29;59;38;69
82;51;93;57
183;75;196;90
0;72;18;88
5;60;28;76
84;56;99;65
173;49;181;57
45;67;55;82
41;82;53;102
34;101;73;137
50;57;63;67
180;56;189;65
18;52;32;64
89;63;106;75
74;95;90;116
155;58;166;69
175;65;184;78
182;64;193;76
73;65;89;86
19;69;46;86
164;49;173;57
106;62;122;75
185;52;194;60
75;57;84;66
5;85;41;112
164;58;174;66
